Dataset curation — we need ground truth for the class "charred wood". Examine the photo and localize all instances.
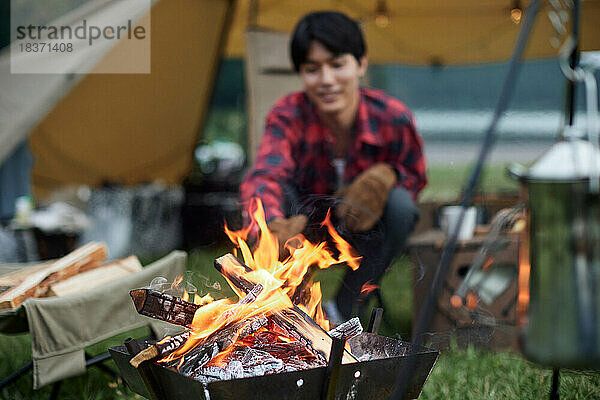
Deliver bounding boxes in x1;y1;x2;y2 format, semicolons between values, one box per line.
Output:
328;317;363;340
214;253;358;364
174;315;268;376
130;288;200;328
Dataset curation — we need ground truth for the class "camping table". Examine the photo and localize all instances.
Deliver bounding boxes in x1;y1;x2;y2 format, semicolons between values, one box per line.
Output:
0;250;186;394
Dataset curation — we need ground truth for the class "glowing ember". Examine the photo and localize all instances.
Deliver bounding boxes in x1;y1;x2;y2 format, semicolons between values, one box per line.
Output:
157;198;361;369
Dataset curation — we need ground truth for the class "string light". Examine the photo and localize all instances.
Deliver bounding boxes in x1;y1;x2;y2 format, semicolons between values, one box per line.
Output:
375;0;390;28
510;0;523;24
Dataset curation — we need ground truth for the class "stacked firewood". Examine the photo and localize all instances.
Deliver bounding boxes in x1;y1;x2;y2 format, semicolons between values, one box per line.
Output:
0;242;142;310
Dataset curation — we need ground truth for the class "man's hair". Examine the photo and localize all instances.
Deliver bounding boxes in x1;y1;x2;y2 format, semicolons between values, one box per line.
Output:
290;11;366;72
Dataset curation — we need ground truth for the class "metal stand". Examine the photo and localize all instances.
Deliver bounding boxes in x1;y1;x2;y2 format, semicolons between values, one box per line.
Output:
388;1;543;398
549;368;560;400
321;337;346;400
0;351;121;399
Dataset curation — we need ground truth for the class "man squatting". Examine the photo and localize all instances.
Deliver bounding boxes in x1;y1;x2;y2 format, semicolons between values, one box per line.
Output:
240;11;427;324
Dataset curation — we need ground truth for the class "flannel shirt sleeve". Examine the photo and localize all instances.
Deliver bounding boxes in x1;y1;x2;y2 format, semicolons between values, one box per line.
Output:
240;110;297;222
388;112;427;199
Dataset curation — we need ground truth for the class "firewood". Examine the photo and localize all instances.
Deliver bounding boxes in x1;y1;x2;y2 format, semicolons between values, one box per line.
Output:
130;284;265;368
0;242;107;310
0;262;52;287
214;253;358;364
130;288;200;328
328;317;363;340
173;315;268;376
48;255;142;297
130;330;192;368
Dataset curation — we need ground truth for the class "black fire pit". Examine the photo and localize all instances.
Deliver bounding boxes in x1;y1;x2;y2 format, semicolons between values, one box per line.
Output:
110;332;438;400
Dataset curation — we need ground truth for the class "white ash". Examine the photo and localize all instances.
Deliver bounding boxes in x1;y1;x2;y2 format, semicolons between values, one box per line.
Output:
328;317;363;340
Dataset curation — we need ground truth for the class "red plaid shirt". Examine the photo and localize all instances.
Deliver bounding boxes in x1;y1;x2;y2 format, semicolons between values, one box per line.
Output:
240;88;427;221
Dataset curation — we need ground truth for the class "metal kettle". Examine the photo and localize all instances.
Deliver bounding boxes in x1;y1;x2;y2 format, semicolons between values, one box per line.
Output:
508;136;600;368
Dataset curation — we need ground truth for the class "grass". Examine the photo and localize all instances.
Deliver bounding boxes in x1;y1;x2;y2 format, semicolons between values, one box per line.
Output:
1;163;599;399
420;162;519;203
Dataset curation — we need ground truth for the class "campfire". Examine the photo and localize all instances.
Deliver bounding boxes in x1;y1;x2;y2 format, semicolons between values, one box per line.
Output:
110;199;439;399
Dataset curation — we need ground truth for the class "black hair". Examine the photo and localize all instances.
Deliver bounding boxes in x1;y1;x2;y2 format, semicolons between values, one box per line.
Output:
290;11;366;72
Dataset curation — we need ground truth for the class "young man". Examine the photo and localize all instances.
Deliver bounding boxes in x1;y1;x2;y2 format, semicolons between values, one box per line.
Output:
240;11;427;322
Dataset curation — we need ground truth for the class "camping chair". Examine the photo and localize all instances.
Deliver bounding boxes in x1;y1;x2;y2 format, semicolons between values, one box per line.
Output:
0;250;186;398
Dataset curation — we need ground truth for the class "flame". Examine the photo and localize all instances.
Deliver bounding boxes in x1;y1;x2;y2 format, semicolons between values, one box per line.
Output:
224;198;360;326
195;293;214;306
482;257;494;271
465;291;478;312
517;223;530;323
171;275;183;291
360;281;379;297
158;198;360;367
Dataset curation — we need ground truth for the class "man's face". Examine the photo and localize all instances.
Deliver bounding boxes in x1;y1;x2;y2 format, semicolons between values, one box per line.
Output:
299;40;367;115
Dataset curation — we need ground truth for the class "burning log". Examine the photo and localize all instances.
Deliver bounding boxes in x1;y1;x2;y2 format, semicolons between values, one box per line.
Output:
130;284;267;368
130;288;200;328
130;330;191;368
214;253;358;364
174;315;268;376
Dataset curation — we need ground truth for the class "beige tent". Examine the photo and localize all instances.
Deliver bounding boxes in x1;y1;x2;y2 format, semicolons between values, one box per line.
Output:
1;0;235;199
1;0;599;199
226;0;600;65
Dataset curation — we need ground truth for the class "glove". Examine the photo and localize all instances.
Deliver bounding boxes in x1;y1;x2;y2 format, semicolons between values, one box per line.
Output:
267;214;308;258
335;163;397;232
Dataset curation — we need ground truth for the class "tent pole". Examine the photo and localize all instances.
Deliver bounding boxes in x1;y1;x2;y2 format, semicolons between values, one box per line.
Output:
563;0;581;129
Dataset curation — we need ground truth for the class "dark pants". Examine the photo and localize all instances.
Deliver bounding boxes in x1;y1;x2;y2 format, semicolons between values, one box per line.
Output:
333;187;419;318
286;187;420;320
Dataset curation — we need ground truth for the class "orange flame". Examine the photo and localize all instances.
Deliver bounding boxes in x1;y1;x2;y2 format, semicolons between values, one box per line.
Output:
223;198;360;325
171;275;183;291
482;257;494;271
360;281;379;297
517;225;530;323
159;198;360;365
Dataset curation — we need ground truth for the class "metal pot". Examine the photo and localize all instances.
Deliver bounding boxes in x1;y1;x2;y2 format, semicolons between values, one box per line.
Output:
508;138;600;368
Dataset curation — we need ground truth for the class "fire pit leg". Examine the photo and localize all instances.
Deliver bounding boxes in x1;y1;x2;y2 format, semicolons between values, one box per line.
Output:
549;368;560;400
321;337;346;400
124;338;164;400
367;308;384;334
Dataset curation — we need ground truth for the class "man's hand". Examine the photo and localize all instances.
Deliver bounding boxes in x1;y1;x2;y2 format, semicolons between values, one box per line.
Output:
335;163;397;232
267;214;308;258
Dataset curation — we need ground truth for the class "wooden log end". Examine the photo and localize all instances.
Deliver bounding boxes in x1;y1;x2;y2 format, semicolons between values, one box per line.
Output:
130;345;159;368
130;289;147;312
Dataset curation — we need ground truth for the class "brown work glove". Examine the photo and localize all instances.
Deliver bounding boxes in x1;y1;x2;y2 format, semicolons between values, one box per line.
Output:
335;163;397;232
267;214;308;259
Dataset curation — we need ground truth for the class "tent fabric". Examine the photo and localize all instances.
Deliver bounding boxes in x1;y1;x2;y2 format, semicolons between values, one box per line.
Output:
226;0;600;65
0;250;186;389
0;0;152;168
0;0;235;199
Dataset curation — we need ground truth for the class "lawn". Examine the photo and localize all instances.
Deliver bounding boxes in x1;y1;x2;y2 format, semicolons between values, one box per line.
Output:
1;163;599;399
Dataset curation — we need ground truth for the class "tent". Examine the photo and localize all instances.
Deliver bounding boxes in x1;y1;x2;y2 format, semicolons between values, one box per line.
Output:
225;0;600;65
1;0;234;199
1;0;599;199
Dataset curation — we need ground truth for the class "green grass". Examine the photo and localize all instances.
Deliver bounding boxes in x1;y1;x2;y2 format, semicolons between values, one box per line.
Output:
421;163;519;202
1;165;599;399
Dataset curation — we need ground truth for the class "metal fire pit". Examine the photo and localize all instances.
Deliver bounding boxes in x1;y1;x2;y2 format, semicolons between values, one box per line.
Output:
110;332;439;400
